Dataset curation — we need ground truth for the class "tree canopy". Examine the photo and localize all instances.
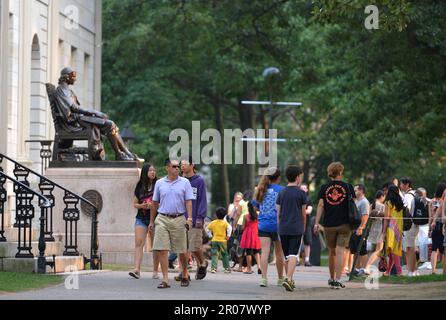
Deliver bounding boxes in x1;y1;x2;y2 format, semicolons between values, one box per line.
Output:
102;0;446;206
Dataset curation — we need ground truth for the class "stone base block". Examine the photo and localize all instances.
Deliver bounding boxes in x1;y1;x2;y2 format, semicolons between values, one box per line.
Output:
101;251;153;266
0;241;62;258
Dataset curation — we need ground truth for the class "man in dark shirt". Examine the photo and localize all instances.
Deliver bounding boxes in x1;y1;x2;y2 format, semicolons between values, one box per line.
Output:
314;162;354;289
276;166;307;291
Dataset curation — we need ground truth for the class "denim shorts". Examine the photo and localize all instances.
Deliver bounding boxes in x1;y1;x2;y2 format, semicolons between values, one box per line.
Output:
135;218;149;229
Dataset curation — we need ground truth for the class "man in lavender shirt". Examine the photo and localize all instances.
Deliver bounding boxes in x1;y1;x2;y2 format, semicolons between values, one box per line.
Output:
149;158;194;288
180;156;208;280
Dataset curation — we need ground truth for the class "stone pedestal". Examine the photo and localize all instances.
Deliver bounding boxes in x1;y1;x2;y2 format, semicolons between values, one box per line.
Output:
45;165;150;266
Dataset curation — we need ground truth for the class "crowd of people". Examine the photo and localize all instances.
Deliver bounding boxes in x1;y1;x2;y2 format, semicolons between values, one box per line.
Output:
128;158;446;292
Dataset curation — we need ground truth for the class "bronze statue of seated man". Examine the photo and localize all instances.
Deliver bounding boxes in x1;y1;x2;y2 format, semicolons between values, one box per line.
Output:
53;67;139;161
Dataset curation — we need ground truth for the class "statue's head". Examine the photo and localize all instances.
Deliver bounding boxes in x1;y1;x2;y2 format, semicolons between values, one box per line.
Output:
58;67;77;85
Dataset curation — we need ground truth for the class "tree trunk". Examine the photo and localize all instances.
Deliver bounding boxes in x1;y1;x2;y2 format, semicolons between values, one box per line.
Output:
213;101;230;206
238;94;256;192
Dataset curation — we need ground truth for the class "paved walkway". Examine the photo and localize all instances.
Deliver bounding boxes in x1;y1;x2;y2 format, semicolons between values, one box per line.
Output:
0;266;445;300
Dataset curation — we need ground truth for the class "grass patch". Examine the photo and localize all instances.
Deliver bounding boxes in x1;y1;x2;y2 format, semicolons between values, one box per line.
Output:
350;273;446;284
0;272;64;293
379;273;446;284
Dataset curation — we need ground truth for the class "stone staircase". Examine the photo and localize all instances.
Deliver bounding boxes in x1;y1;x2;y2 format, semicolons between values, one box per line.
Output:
0;227;84;273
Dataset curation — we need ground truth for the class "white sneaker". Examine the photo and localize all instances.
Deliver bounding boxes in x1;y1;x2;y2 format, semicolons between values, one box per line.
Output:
414;271;421;276
407;271;413;277
418;262;432;270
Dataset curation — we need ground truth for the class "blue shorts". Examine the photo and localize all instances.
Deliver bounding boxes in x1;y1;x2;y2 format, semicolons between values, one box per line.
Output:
135;218;149;229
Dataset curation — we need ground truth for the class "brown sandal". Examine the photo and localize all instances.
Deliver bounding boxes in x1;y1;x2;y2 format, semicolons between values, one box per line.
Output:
157;281;171;289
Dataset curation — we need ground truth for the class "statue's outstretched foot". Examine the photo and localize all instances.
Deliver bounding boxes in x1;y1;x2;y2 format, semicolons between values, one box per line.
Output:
116;151;133;161
125;151;144;162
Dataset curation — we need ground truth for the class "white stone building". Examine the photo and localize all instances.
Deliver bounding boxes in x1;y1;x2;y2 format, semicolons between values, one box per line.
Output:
0;0;102;174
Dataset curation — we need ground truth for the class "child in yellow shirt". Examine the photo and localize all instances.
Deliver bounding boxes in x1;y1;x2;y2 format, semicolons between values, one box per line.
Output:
206;207;232;273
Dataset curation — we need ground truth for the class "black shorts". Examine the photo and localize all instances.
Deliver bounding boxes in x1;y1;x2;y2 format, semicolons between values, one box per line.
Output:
244;248;261;255
258;230;279;242
432;222;445;254
280;234;303;259
303;215;313;246
349;232;368;256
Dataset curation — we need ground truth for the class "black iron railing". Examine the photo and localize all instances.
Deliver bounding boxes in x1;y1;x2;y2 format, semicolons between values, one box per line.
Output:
0;153;101;271
0;171;52;272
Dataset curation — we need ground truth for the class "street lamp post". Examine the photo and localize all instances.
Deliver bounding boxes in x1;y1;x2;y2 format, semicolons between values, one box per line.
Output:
241;67;303;154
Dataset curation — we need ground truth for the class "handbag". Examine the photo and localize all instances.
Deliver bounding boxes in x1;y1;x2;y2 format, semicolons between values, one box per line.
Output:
348;191;361;228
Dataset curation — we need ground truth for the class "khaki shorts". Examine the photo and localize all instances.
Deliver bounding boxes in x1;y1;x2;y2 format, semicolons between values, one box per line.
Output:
188;227;203;252
153;214;188;253
324;224;352;249
404;223;419;249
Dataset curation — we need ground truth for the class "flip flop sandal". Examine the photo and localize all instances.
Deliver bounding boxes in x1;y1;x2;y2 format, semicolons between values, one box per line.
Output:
157;281;171;289
175;274;191;281
196;261;209;280
181;277;190;287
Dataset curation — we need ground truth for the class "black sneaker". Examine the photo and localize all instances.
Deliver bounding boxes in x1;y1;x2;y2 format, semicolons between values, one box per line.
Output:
168;261;175;269
304;261;312;267
331;280;345;289
328;278;335;287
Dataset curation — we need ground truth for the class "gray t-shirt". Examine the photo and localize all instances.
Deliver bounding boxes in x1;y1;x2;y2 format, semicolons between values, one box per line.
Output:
355;197;370;216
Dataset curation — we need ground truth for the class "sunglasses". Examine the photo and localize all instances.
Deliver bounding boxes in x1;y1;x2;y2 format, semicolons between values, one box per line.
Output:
171;165;180;169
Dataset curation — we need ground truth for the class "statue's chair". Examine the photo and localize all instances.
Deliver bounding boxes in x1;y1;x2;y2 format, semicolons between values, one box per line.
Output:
46;83;97;161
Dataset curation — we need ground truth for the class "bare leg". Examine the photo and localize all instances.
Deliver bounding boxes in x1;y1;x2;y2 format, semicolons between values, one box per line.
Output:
274;240;285;279
287;256;298;282
158;250;169;283
246;255;252;273
304;245;311;261
365;242;383;272
335;246;346;280
431;251;438;274
406;247;416;273
179;253;189;278
328;248;336;280
260;237;271;279
254;253;261;272
134;227;147;273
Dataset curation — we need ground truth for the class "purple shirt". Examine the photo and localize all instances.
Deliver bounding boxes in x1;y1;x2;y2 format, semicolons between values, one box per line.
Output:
153;176;194;215
186;174;208;225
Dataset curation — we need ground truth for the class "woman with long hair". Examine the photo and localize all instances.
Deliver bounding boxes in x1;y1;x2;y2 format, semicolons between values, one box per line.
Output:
382;185;404;276
129;163;159;279
252;167;285;287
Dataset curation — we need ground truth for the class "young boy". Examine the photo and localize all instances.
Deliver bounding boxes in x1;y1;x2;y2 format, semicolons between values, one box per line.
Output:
276;165;307;291
206;207;232;273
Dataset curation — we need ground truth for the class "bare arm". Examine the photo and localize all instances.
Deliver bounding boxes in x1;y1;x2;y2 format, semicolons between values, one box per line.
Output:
306;205;313;215
276;204;281;225
133;196;148;210
302;204;307;232
382;204;390;235
150;201;159;226
314;199;324;234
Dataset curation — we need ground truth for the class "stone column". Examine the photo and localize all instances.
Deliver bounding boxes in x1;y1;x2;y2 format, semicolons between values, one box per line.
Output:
0;0;9;155
16;0;32;165
94;0;102;111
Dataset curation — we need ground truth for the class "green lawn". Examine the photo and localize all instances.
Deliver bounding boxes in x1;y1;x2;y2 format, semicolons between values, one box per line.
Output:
379;273;446;284
0;272;64;293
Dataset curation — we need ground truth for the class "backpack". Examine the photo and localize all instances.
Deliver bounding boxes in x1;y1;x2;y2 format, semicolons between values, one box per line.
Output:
402;206;413;231
412;196;429;225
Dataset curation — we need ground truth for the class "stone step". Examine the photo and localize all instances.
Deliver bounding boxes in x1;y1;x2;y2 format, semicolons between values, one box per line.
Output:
0;241;62;258
0;255;85;273
3;227;41;242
